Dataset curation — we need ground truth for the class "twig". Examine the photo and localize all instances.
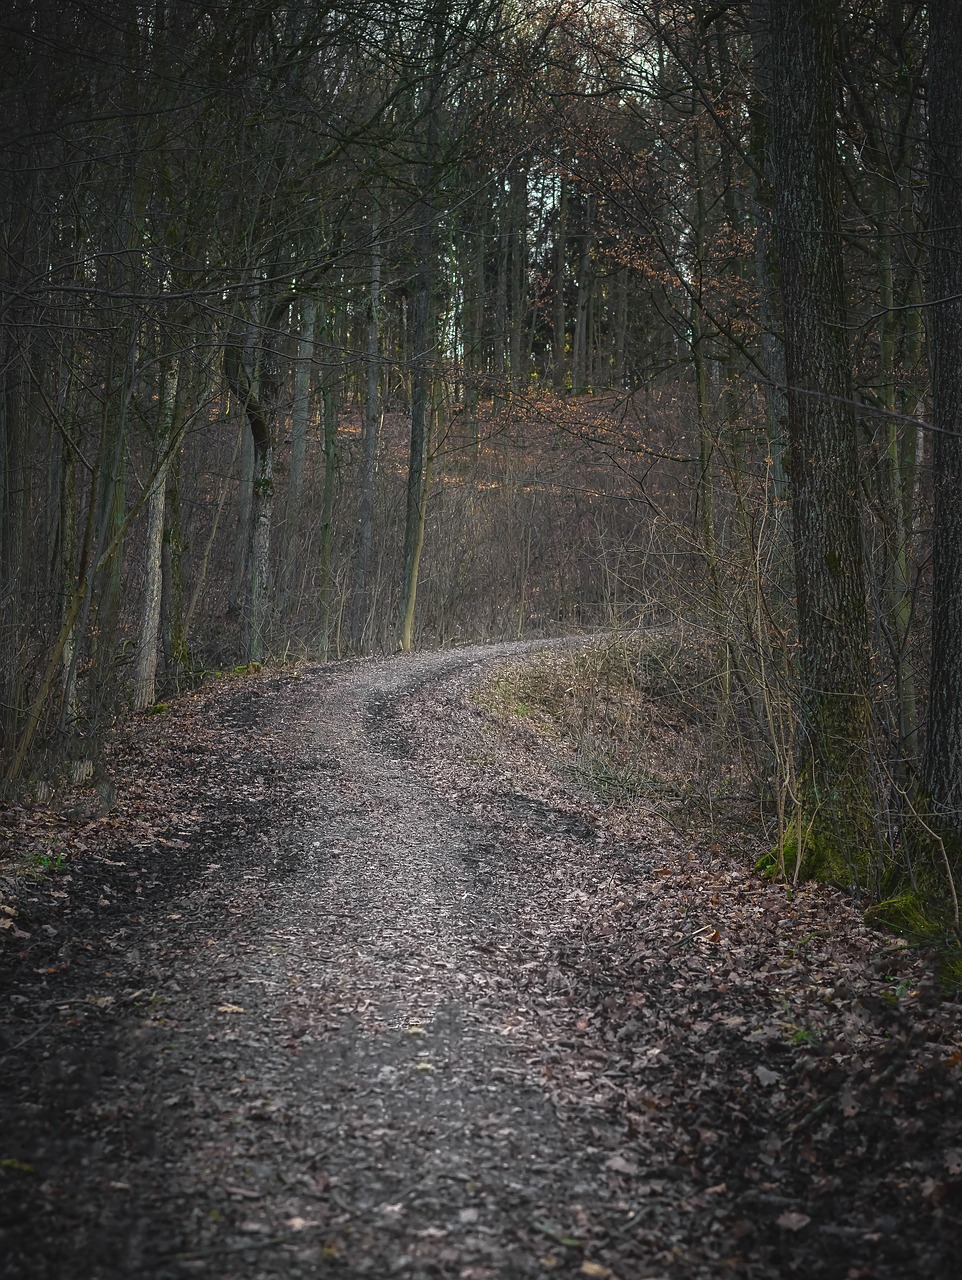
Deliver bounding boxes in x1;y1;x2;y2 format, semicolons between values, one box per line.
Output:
0;1018;53;1059
150;1226;324;1265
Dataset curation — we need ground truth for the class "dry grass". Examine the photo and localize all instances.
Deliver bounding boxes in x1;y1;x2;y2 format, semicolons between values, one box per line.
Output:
478;629;759;840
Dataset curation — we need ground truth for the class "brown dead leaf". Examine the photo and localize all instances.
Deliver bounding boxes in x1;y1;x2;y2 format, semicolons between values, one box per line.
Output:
776;1211;811;1232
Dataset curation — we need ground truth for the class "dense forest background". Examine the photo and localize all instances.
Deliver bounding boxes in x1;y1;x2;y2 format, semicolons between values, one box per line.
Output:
1;1;960;931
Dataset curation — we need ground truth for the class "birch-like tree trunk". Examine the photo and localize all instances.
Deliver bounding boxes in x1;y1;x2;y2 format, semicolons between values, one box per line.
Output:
133;359;179;709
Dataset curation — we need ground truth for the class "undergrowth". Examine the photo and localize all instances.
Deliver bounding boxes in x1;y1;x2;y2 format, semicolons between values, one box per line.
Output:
484;633;962;985
480;630;756;839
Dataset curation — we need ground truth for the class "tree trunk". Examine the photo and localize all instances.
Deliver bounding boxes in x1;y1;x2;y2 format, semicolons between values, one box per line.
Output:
225;329;277;663
400;406;436;655
924;3;962;845
354;213;381;647
230;404;253;616
553;177;568;392
572;197;593;394
288;299;316;527
400;93;438;651
748;0;788;498
509;169;527;387
876;192;918;775
401;256;431;651
494;178;508;394
247;417;274;664
317;376;338;658
462;211;484;441
769;0;876;883
133;359;179;709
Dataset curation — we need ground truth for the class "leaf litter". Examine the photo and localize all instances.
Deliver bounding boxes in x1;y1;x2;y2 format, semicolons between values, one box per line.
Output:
0;639;960;1278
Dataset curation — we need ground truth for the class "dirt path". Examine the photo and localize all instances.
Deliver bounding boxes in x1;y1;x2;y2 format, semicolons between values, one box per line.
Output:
2;642;961;1279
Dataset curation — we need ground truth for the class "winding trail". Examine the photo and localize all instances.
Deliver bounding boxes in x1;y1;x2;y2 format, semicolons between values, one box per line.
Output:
2;641;666;1279
5;641;960;1280
165;640;631;1278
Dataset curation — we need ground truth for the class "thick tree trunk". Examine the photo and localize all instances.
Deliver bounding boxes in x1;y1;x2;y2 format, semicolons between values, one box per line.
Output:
0;325;29;760
924;4;962;845
769;0;876;883
876;199;918;775
748;0;788;498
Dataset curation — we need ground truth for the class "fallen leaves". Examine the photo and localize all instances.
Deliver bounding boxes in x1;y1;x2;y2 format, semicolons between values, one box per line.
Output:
3;645;962;1280
776;1211;811;1232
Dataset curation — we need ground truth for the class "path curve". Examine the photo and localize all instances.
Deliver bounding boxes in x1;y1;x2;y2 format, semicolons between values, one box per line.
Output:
5;639;958;1280
2;640;666;1280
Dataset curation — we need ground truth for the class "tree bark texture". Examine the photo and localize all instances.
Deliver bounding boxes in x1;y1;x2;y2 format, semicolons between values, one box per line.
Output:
769;0;875;881
225;330;276;663
400;92;438;652
924;2;962;837
553;178;568;392
133;360;179;710
354;215;381;647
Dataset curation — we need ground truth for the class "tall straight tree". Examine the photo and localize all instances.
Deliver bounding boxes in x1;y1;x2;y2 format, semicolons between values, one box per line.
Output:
767;0;875;881
399;95;438;653
924;1;962;848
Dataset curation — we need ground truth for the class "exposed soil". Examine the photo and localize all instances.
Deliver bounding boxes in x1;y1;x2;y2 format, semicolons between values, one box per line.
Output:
2;640;961;1279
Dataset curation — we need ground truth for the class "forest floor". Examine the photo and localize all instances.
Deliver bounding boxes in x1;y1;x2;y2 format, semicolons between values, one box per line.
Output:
1;638;961;1280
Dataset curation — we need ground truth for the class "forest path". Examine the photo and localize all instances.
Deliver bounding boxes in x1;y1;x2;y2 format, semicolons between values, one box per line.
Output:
2;641;959;1280
2;640;670;1280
